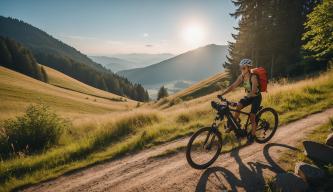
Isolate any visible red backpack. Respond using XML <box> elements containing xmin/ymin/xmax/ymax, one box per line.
<box><xmin>250</xmin><ymin>67</ymin><xmax>268</xmax><ymax>92</ymax></box>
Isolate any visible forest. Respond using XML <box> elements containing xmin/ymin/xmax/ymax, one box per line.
<box><xmin>224</xmin><ymin>0</ymin><xmax>332</xmax><ymax>82</ymax></box>
<box><xmin>0</xmin><ymin>37</ymin><xmax>48</xmax><ymax>82</ymax></box>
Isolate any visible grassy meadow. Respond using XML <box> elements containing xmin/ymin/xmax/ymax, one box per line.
<box><xmin>0</xmin><ymin>66</ymin><xmax>136</xmax><ymax>122</ymax></box>
<box><xmin>1</xmin><ymin>66</ymin><xmax>333</xmax><ymax>191</ymax></box>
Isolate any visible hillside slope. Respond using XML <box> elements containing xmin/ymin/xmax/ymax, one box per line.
<box><xmin>168</xmin><ymin>71</ymin><xmax>229</xmax><ymax>101</ymax></box>
<box><xmin>0</xmin><ymin>16</ymin><xmax>96</xmax><ymax>67</ymax></box>
<box><xmin>0</xmin><ymin>16</ymin><xmax>149</xmax><ymax>101</ymax></box>
<box><xmin>45</xmin><ymin>66</ymin><xmax>125</xmax><ymax>101</ymax></box>
<box><xmin>0</xmin><ymin>66</ymin><xmax>135</xmax><ymax>121</ymax></box>
<box><xmin>117</xmin><ymin>44</ymin><xmax>227</xmax><ymax>86</ymax></box>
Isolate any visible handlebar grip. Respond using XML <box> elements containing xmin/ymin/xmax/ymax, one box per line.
<box><xmin>217</xmin><ymin>94</ymin><xmax>225</xmax><ymax>101</ymax></box>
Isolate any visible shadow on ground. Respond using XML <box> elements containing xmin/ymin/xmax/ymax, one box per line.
<box><xmin>195</xmin><ymin>143</ymin><xmax>300</xmax><ymax>192</ymax></box>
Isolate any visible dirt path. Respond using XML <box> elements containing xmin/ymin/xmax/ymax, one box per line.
<box><xmin>24</xmin><ymin>108</ymin><xmax>333</xmax><ymax>192</ymax></box>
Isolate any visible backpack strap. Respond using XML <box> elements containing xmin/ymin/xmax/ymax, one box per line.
<box><xmin>249</xmin><ymin>73</ymin><xmax>260</xmax><ymax>94</ymax></box>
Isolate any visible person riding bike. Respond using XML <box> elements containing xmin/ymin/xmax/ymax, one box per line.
<box><xmin>220</xmin><ymin>58</ymin><xmax>261</xmax><ymax>143</ymax></box>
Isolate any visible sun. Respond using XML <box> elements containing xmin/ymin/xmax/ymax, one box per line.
<box><xmin>182</xmin><ymin>23</ymin><xmax>205</xmax><ymax>47</ymax></box>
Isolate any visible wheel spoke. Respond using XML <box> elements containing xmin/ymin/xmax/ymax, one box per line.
<box><xmin>255</xmin><ymin>108</ymin><xmax>278</xmax><ymax>143</ymax></box>
<box><xmin>187</xmin><ymin>127</ymin><xmax>222</xmax><ymax>169</ymax></box>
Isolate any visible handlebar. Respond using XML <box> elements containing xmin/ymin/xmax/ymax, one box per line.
<box><xmin>217</xmin><ymin>94</ymin><xmax>237</xmax><ymax>107</ymax></box>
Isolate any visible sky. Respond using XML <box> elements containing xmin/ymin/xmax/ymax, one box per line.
<box><xmin>0</xmin><ymin>0</ymin><xmax>238</xmax><ymax>55</ymax></box>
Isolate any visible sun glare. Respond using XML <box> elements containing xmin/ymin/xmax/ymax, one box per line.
<box><xmin>182</xmin><ymin>23</ymin><xmax>205</xmax><ymax>47</ymax></box>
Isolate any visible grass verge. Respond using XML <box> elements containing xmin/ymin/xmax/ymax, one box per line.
<box><xmin>265</xmin><ymin>117</ymin><xmax>333</xmax><ymax>191</ymax></box>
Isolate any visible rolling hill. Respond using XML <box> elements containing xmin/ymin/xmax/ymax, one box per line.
<box><xmin>0</xmin><ymin>66</ymin><xmax>135</xmax><ymax>122</ymax></box>
<box><xmin>168</xmin><ymin>71</ymin><xmax>229</xmax><ymax>101</ymax></box>
<box><xmin>0</xmin><ymin>17</ymin><xmax>97</xmax><ymax>68</ymax></box>
<box><xmin>0</xmin><ymin>16</ymin><xmax>149</xmax><ymax>101</ymax></box>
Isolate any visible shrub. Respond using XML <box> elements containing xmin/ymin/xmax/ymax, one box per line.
<box><xmin>169</xmin><ymin>98</ymin><xmax>182</xmax><ymax>106</ymax></box>
<box><xmin>176</xmin><ymin>114</ymin><xmax>191</xmax><ymax>124</ymax></box>
<box><xmin>0</xmin><ymin>104</ymin><xmax>69</xmax><ymax>158</ymax></box>
<box><xmin>157</xmin><ymin>98</ymin><xmax>169</xmax><ymax>106</ymax></box>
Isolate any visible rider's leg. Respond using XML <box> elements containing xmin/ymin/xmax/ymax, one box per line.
<box><xmin>225</xmin><ymin>103</ymin><xmax>244</xmax><ymax>133</ymax></box>
<box><xmin>234</xmin><ymin>103</ymin><xmax>243</xmax><ymax>120</ymax></box>
<box><xmin>249</xmin><ymin>94</ymin><xmax>262</xmax><ymax>137</ymax></box>
<box><xmin>250</xmin><ymin>113</ymin><xmax>256</xmax><ymax>136</ymax></box>
<box><xmin>235</xmin><ymin>96</ymin><xmax>250</xmax><ymax>121</ymax></box>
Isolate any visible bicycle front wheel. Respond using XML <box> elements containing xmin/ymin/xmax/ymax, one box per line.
<box><xmin>255</xmin><ymin>107</ymin><xmax>279</xmax><ymax>143</ymax></box>
<box><xmin>186</xmin><ymin>127</ymin><xmax>222</xmax><ymax>169</ymax></box>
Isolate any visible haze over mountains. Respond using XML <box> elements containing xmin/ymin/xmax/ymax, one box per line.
<box><xmin>89</xmin><ymin>53</ymin><xmax>173</xmax><ymax>72</ymax></box>
<box><xmin>0</xmin><ymin>16</ymin><xmax>228</xmax><ymax>100</ymax></box>
<box><xmin>117</xmin><ymin>44</ymin><xmax>228</xmax><ymax>98</ymax></box>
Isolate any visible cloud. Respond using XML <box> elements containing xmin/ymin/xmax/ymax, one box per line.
<box><xmin>143</xmin><ymin>33</ymin><xmax>149</xmax><ymax>38</ymax></box>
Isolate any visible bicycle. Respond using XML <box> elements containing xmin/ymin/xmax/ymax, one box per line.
<box><xmin>186</xmin><ymin>95</ymin><xmax>279</xmax><ymax>169</ymax></box>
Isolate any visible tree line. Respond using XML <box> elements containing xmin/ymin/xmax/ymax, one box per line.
<box><xmin>0</xmin><ymin>37</ymin><xmax>48</xmax><ymax>82</ymax></box>
<box><xmin>36</xmin><ymin>53</ymin><xmax>149</xmax><ymax>101</ymax></box>
<box><xmin>224</xmin><ymin>0</ymin><xmax>332</xmax><ymax>82</ymax></box>
<box><xmin>0</xmin><ymin>16</ymin><xmax>149</xmax><ymax>102</ymax></box>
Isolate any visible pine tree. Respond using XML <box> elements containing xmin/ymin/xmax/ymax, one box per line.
<box><xmin>225</xmin><ymin>0</ymin><xmax>319</xmax><ymax>80</ymax></box>
<box><xmin>40</xmin><ymin>66</ymin><xmax>48</xmax><ymax>83</ymax></box>
<box><xmin>0</xmin><ymin>40</ymin><xmax>12</xmax><ymax>65</ymax></box>
<box><xmin>0</xmin><ymin>37</ymin><xmax>46</xmax><ymax>81</ymax></box>
<box><xmin>157</xmin><ymin>86</ymin><xmax>168</xmax><ymax>100</ymax></box>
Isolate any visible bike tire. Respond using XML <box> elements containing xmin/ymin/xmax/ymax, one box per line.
<box><xmin>186</xmin><ymin>127</ymin><xmax>222</xmax><ymax>169</ymax></box>
<box><xmin>255</xmin><ymin>107</ymin><xmax>279</xmax><ymax>143</ymax></box>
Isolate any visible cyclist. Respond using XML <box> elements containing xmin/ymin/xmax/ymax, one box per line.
<box><xmin>220</xmin><ymin>58</ymin><xmax>261</xmax><ymax>143</ymax></box>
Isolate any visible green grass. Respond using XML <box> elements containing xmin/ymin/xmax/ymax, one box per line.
<box><xmin>265</xmin><ymin>117</ymin><xmax>333</xmax><ymax>191</ymax></box>
<box><xmin>278</xmin><ymin>117</ymin><xmax>333</xmax><ymax>170</ymax></box>
<box><xmin>1</xmin><ymin>70</ymin><xmax>333</xmax><ymax>191</ymax></box>
<box><xmin>0</xmin><ymin>66</ymin><xmax>135</xmax><ymax>122</ymax></box>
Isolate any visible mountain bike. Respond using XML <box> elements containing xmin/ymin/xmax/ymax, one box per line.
<box><xmin>186</xmin><ymin>95</ymin><xmax>279</xmax><ymax>169</ymax></box>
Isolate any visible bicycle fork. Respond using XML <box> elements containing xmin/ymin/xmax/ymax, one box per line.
<box><xmin>203</xmin><ymin>120</ymin><xmax>220</xmax><ymax>150</ymax></box>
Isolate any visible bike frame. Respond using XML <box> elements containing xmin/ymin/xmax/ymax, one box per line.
<box><xmin>212</xmin><ymin>104</ymin><xmax>257</xmax><ymax>138</ymax></box>
<box><xmin>229</xmin><ymin>108</ymin><xmax>252</xmax><ymax>129</ymax></box>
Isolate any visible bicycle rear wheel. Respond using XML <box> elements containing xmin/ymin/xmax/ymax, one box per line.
<box><xmin>255</xmin><ymin>107</ymin><xmax>279</xmax><ymax>143</ymax></box>
<box><xmin>186</xmin><ymin>127</ymin><xmax>222</xmax><ymax>169</ymax></box>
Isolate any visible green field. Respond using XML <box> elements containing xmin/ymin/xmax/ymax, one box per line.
<box><xmin>1</xmin><ymin>66</ymin><xmax>333</xmax><ymax>191</ymax></box>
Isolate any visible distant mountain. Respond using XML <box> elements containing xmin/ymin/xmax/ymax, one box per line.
<box><xmin>90</xmin><ymin>53</ymin><xmax>174</xmax><ymax>72</ymax></box>
<box><xmin>89</xmin><ymin>56</ymin><xmax>136</xmax><ymax>72</ymax></box>
<box><xmin>0</xmin><ymin>16</ymin><xmax>149</xmax><ymax>101</ymax></box>
<box><xmin>117</xmin><ymin>44</ymin><xmax>228</xmax><ymax>86</ymax></box>
<box><xmin>113</xmin><ymin>53</ymin><xmax>174</xmax><ymax>68</ymax></box>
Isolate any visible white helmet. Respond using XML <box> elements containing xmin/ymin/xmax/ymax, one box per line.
<box><xmin>239</xmin><ymin>58</ymin><xmax>253</xmax><ymax>67</ymax></box>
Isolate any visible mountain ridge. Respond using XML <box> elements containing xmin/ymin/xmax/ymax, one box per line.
<box><xmin>117</xmin><ymin>44</ymin><xmax>228</xmax><ymax>86</ymax></box>
<box><xmin>0</xmin><ymin>16</ymin><xmax>149</xmax><ymax>101</ymax></box>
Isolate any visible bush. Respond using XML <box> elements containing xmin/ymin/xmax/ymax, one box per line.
<box><xmin>176</xmin><ymin>114</ymin><xmax>191</xmax><ymax>124</ymax></box>
<box><xmin>169</xmin><ymin>98</ymin><xmax>182</xmax><ymax>106</ymax></box>
<box><xmin>0</xmin><ymin>104</ymin><xmax>69</xmax><ymax>158</ymax></box>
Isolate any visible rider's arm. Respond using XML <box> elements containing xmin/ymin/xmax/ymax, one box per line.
<box><xmin>248</xmin><ymin>75</ymin><xmax>259</xmax><ymax>97</ymax></box>
<box><xmin>221</xmin><ymin>75</ymin><xmax>242</xmax><ymax>96</ymax></box>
